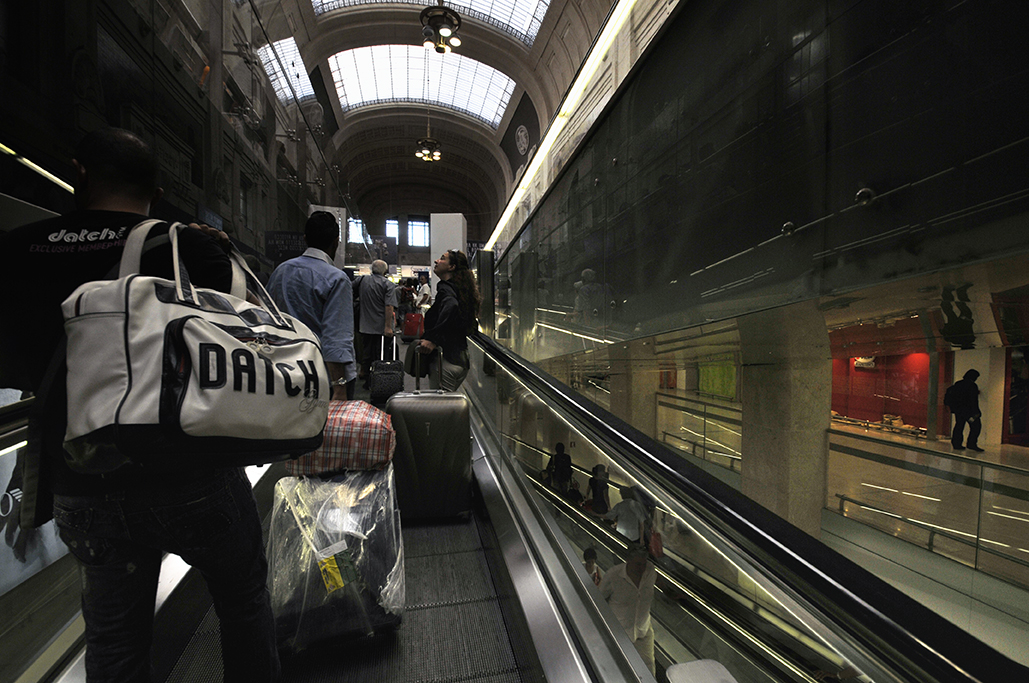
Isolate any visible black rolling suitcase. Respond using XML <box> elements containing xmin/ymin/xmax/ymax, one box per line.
<box><xmin>267</xmin><ymin>467</ymin><xmax>404</xmax><ymax>652</ymax></box>
<box><xmin>386</xmin><ymin>352</ymin><xmax>472</xmax><ymax>520</ymax></box>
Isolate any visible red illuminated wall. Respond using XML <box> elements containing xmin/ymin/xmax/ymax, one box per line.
<box><xmin>831</xmin><ymin>353</ymin><xmax>931</xmax><ymax>428</ymax></box>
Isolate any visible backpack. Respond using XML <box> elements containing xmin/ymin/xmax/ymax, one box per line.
<box><xmin>943</xmin><ymin>383</ymin><xmax>957</xmax><ymax>409</ymax></box>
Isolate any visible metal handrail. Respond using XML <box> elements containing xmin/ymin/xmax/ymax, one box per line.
<box><xmin>834</xmin><ymin>494</ymin><xmax>1029</xmax><ymax>573</ymax></box>
<box><xmin>660</xmin><ymin>431</ymin><xmax>741</xmax><ymax>471</ymax></box>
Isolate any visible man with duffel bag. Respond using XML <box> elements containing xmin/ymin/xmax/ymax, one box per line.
<box><xmin>0</xmin><ymin>128</ymin><xmax>282</xmax><ymax>683</ymax></box>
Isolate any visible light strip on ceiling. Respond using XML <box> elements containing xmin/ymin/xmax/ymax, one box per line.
<box><xmin>1</xmin><ymin>142</ymin><xmax>74</xmax><ymax>194</ymax></box>
<box><xmin>0</xmin><ymin>440</ymin><xmax>28</xmax><ymax>458</ymax></box>
<box><xmin>484</xmin><ymin>0</ymin><xmax>639</xmax><ymax>251</ymax></box>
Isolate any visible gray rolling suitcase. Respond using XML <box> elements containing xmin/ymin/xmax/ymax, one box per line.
<box><xmin>386</xmin><ymin>352</ymin><xmax>472</xmax><ymax>519</ymax></box>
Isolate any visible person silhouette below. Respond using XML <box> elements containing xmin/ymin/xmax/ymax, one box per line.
<box><xmin>945</xmin><ymin>369</ymin><xmax>984</xmax><ymax>453</ymax></box>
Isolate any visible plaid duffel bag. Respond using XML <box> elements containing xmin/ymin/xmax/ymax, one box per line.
<box><xmin>286</xmin><ymin>400</ymin><xmax>396</xmax><ymax>476</ymax></box>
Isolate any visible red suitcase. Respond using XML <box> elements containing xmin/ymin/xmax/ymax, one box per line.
<box><xmin>401</xmin><ymin>312</ymin><xmax>424</xmax><ymax>341</ymax></box>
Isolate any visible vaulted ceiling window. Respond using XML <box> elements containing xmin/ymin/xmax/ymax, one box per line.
<box><xmin>257</xmin><ymin>38</ymin><xmax>316</xmax><ymax>104</ymax></box>
<box><xmin>328</xmin><ymin>45</ymin><xmax>515</xmax><ymax>129</ymax></box>
<box><xmin>312</xmin><ymin>0</ymin><xmax>551</xmax><ymax>46</ymax></box>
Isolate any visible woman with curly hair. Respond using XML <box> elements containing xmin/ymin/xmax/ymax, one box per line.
<box><xmin>416</xmin><ymin>249</ymin><xmax>481</xmax><ymax>390</ymax></box>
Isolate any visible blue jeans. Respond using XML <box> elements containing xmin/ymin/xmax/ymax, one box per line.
<box><xmin>54</xmin><ymin>468</ymin><xmax>280</xmax><ymax>683</ymax></box>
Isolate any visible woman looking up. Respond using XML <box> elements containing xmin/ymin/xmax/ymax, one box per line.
<box><xmin>417</xmin><ymin>249</ymin><xmax>481</xmax><ymax>391</ymax></box>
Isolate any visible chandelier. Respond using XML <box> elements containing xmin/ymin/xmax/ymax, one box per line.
<box><xmin>415</xmin><ymin>136</ymin><xmax>441</xmax><ymax>162</ymax></box>
<box><xmin>415</xmin><ymin>46</ymin><xmax>442</xmax><ymax>162</ymax></box>
<box><xmin>420</xmin><ymin>0</ymin><xmax>462</xmax><ymax>54</ymax></box>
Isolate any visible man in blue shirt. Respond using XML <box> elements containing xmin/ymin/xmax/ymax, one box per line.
<box><xmin>267</xmin><ymin>211</ymin><xmax>356</xmax><ymax>400</ymax></box>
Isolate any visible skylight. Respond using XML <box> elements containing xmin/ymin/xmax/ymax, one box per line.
<box><xmin>312</xmin><ymin>0</ymin><xmax>551</xmax><ymax>46</ymax></box>
<box><xmin>327</xmin><ymin>45</ymin><xmax>515</xmax><ymax>128</ymax></box>
<box><xmin>258</xmin><ymin>38</ymin><xmax>316</xmax><ymax>105</ymax></box>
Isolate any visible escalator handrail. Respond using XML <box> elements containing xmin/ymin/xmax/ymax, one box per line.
<box><xmin>470</xmin><ymin>332</ymin><xmax>1028</xmax><ymax>683</ymax></box>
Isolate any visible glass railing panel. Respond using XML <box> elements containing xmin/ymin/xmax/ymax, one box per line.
<box><xmin>656</xmin><ymin>393</ymin><xmax>745</xmax><ymax>472</ymax></box>
<box><xmin>977</xmin><ymin>466</ymin><xmax>1029</xmax><ymax>592</ymax></box>
<box><xmin>827</xmin><ymin>434</ymin><xmax>984</xmax><ymax>570</ymax></box>
<box><xmin>828</xmin><ymin>429</ymin><xmax>1029</xmax><ymax>597</ymax></box>
<box><xmin>466</xmin><ymin>339</ymin><xmax>911</xmax><ymax>683</ymax></box>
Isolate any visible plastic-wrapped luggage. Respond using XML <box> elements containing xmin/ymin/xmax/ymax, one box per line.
<box><xmin>267</xmin><ymin>468</ymin><xmax>404</xmax><ymax>651</ymax></box>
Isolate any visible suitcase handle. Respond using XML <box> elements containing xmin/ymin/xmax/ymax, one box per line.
<box><xmin>413</xmin><ymin>344</ymin><xmax>444</xmax><ymax>393</ymax></box>
<box><xmin>381</xmin><ymin>335</ymin><xmax>399</xmax><ymax>361</ymax></box>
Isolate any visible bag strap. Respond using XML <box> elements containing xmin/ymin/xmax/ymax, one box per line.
<box><xmin>160</xmin><ymin>223</ymin><xmax>292</xmax><ymax>328</ymax></box>
<box><xmin>226</xmin><ymin>246</ymin><xmax>291</xmax><ymax>326</ymax></box>
<box><xmin>118</xmin><ymin>218</ymin><xmax>165</xmax><ymax>278</ymax></box>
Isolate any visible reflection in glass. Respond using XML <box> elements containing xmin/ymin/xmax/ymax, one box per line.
<box><xmin>465</xmin><ymin>341</ymin><xmax>868</xmax><ymax>682</ymax></box>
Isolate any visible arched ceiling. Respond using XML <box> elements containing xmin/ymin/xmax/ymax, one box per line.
<box><xmin>260</xmin><ymin>0</ymin><xmax>615</xmax><ymax>242</ymax></box>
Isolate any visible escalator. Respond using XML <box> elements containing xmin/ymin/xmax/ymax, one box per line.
<box><xmin>4</xmin><ymin>333</ymin><xmax>1029</xmax><ymax>683</ymax></box>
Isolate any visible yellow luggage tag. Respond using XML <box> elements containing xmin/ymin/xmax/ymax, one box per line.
<box><xmin>317</xmin><ymin>548</ymin><xmax>361</xmax><ymax>593</ymax></box>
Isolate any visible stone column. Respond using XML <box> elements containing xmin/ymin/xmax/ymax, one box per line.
<box><xmin>738</xmin><ymin>300</ymin><xmax>832</xmax><ymax>537</ymax></box>
<box><xmin>609</xmin><ymin>338</ymin><xmax>659</xmax><ymax>441</ymax></box>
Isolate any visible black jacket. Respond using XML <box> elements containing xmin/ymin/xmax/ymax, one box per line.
<box><xmin>421</xmin><ymin>279</ymin><xmax>475</xmax><ymax>367</ymax></box>
<box><xmin>946</xmin><ymin>378</ymin><xmax>980</xmax><ymax>416</ymax></box>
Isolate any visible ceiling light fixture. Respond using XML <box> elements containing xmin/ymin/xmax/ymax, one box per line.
<box><xmin>415</xmin><ymin>48</ymin><xmax>442</xmax><ymax>162</ymax></box>
<box><xmin>420</xmin><ymin>0</ymin><xmax>462</xmax><ymax>54</ymax></box>
<box><xmin>415</xmin><ymin>133</ymin><xmax>441</xmax><ymax>162</ymax></box>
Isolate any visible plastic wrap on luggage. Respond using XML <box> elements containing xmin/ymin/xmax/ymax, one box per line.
<box><xmin>268</xmin><ymin>466</ymin><xmax>404</xmax><ymax>651</ymax></box>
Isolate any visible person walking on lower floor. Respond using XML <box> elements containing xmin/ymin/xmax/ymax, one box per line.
<box><xmin>945</xmin><ymin>369</ymin><xmax>984</xmax><ymax>453</ymax></box>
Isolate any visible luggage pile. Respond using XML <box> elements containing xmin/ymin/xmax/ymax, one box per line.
<box><xmin>267</xmin><ymin>400</ymin><xmax>403</xmax><ymax>652</ymax></box>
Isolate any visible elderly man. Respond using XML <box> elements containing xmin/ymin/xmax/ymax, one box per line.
<box><xmin>267</xmin><ymin>211</ymin><xmax>356</xmax><ymax>400</ymax></box>
<box><xmin>599</xmin><ymin>546</ymin><xmax>657</xmax><ymax>674</ymax></box>
<box><xmin>356</xmin><ymin>259</ymin><xmax>398</xmax><ymax>388</ymax></box>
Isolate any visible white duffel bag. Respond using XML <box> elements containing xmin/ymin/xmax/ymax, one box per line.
<box><xmin>61</xmin><ymin>219</ymin><xmax>330</xmax><ymax>473</ymax></box>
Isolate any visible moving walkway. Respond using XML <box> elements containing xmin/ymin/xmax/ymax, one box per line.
<box><xmin>3</xmin><ymin>334</ymin><xmax>1027</xmax><ymax>682</ymax></box>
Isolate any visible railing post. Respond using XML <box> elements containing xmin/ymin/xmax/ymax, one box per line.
<box><xmin>702</xmin><ymin>404</ymin><xmax>708</xmax><ymax>462</ymax></box>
